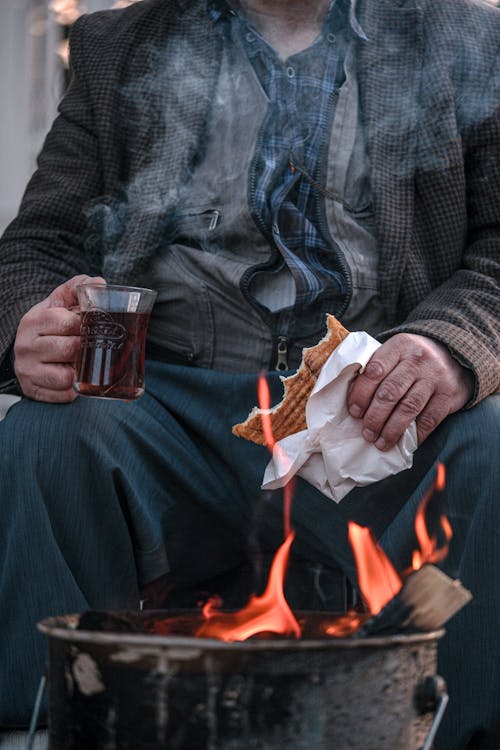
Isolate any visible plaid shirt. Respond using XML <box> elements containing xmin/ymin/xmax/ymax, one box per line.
<box><xmin>207</xmin><ymin>0</ymin><xmax>366</xmax><ymax>315</ymax></box>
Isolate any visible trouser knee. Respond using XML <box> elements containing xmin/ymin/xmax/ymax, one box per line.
<box><xmin>0</xmin><ymin>396</ymin><xmax>129</xmax><ymax>490</ymax></box>
<box><xmin>435</xmin><ymin>396</ymin><xmax>500</xmax><ymax>543</ymax></box>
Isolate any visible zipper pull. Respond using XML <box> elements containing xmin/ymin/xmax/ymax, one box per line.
<box><xmin>208</xmin><ymin>210</ymin><xmax>220</xmax><ymax>231</ymax></box>
<box><xmin>275</xmin><ymin>336</ymin><xmax>289</xmax><ymax>371</ymax></box>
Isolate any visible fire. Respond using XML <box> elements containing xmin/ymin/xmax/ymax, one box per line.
<box><xmin>324</xmin><ymin>612</ymin><xmax>365</xmax><ymax>637</ymax></box>
<box><xmin>159</xmin><ymin>371</ymin><xmax>454</xmax><ymax>642</ymax></box>
<box><xmin>349</xmin><ymin>463</ymin><xmax>452</xmax><ymax>616</ymax></box>
<box><xmin>196</xmin><ymin>532</ymin><xmax>301</xmax><ymax>641</ymax></box>
<box><xmin>348</xmin><ymin>523</ymin><xmax>402</xmax><ymax>615</ymax></box>
<box><xmin>257</xmin><ymin>373</ymin><xmax>295</xmax><ymax>537</ymax></box>
<box><xmin>151</xmin><ymin>460</ymin><xmax>455</xmax><ymax>641</ymax></box>
<box><xmin>411</xmin><ymin>463</ymin><xmax>452</xmax><ymax>570</ymax></box>
<box><xmin>257</xmin><ymin>374</ymin><xmax>275</xmax><ymax>449</ymax></box>
<box><xmin>187</xmin><ymin>375</ymin><xmax>301</xmax><ymax>641</ymax></box>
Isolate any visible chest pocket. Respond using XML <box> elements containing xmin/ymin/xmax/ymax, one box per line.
<box><xmin>172</xmin><ymin>206</ymin><xmax>222</xmax><ymax>255</ymax></box>
<box><xmin>145</xmin><ymin>242</ymin><xmax>215</xmax><ymax>367</ymax></box>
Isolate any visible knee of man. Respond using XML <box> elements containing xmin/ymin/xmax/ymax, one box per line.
<box><xmin>0</xmin><ymin>397</ymin><xmax>126</xmax><ymax>477</ymax></box>
<box><xmin>443</xmin><ymin>394</ymin><xmax>499</xmax><ymax>471</ymax></box>
<box><xmin>437</xmin><ymin>395</ymin><xmax>499</xmax><ymax>556</ymax></box>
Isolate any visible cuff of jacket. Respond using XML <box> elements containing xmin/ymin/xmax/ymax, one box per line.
<box><xmin>0</xmin><ymin>345</ymin><xmax>21</xmax><ymax>395</ymax></box>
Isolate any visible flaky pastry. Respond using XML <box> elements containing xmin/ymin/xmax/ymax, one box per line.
<box><xmin>232</xmin><ymin>314</ymin><xmax>349</xmax><ymax>446</ymax></box>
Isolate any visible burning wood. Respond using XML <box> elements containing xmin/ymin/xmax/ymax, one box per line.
<box><xmin>399</xmin><ymin>564</ymin><xmax>472</xmax><ymax>631</ymax></box>
<box><xmin>355</xmin><ymin>565</ymin><xmax>472</xmax><ymax>637</ymax></box>
<box><xmin>346</xmin><ymin>462</ymin><xmax>471</xmax><ymax>636</ymax></box>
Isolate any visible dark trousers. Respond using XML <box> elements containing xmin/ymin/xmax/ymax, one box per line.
<box><xmin>0</xmin><ymin>361</ymin><xmax>498</xmax><ymax>749</ymax></box>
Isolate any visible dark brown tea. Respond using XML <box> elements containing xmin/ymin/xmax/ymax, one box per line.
<box><xmin>75</xmin><ymin>310</ymin><xmax>150</xmax><ymax>400</ymax></box>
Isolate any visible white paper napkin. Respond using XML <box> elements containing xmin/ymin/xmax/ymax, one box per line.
<box><xmin>0</xmin><ymin>394</ymin><xmax>21</xmax><ymax>422</ymax></box>
<box><xmin>262</xmin><ymin>331</ymin><xmax>418</xmax><ymax>503</ymax></box>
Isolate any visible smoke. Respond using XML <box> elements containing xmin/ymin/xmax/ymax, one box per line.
<box><xmin>83</xmin><ymin>29</ymin><xmax>221</xmax><ymax>275</ymax></box>
<box><xmin>359</xmin><ymin>0</ymin><xmax>499</xmax><ymax>178</ymax></box>
<box><xmin>81</xmin><ymin>1</ymin><xmax>499</xmax><ymax>275</ymax></box>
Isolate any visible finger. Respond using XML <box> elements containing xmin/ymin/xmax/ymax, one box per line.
<box><xmin>16</xmin><ymin>365</ymin><xmax>78</xmax><ymax>402</ymax></box>
<box><xmin>358</xmin><ymin>364</ymin><xmax>421</xmax><ymax>443</ymax></box>
<box><xmin>35</xmin><ymin>334</ymin><xmax>81</xmax><ymax>364</ymax></box>
<box><xmin>45</xmin><ymin>275</ymin><xmax>106</xmax><ymax>310</ymax></box>
<box><xmin>348</xmin><ymin>348</ymin><xmax>402</xmax><ymax>419</ymax></box>
<box><xmin>14</xmin><ymin>313</ymin><xmax>80</xmax><ymax>365</ymax></box>
<box><xmin>414</xmin><ymin>393</ymin><xmax>453</xmax><ymax>445</ymax></box>
<box><xmin>25</xmin><ymin>384</ymin><xmax>78</xmax><ymax>404</ymax></box>
<box><xmin>370</xmin><ymin>381</ymin><xmax>434</xmax><ymax>450</ymax></box>
<box><xmin>30</xmin><ymin>363</ymin><xmax>77</xmax><ymax>392</ymax></box>
<box><xmin>32</xmin><ymin>308</ymin><xmax>81</xmax><ymax>338</ymax></box>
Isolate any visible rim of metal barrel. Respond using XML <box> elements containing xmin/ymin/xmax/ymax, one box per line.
<box><xmin>38</xmin><ymin>613</ymin><xmax>445</xmax><ymax>650</ymax></box>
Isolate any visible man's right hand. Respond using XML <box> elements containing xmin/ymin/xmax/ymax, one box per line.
<box><xmin>13</xmin><ymin>274</ymin><xmax>106</xmax><ymax>403</ymax></box>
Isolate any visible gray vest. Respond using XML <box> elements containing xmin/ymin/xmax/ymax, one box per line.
<box><xmin>141</xmin><ymin>35</ymin><xmax>387</xmax><ymax>373</ymax></box>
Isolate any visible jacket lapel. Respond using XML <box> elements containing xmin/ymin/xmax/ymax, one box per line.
<box><xmin>107</xmin><ymin>0</ymin><xmax>223</xmax><ymax>282</ymax></box>
<box><xmin>357</xmin><ymin>0</ymin><xmax>425</xmax><ymax>323</ymax></box>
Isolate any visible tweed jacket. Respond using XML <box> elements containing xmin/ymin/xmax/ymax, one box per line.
<box><xmin>0</xmin><ymin>0</ymin><xmax>498</xmax><ymax>402</ymax></box>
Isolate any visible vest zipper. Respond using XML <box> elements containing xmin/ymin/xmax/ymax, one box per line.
<box><xmin>243</xmin><ymin>95</ymin><xmax>353</xmax><ymax>370</ymax></box>
<box><xmin>315</xmin><ymin>89</ymin><xmax>352</xmax><ymax>319</ymax></box>
<box><xmin>275</xmin><ymin>336</ymin><xmax>289</xmax><ymax>371</ymax></box>
<box><xmin>241</xmin><ymin>116</ymin><xmax>285</xmax><ymax>357</ymax></box>
<box><xmin>247</xmin><ymin>153</ymin><xmax>297</xmax><ymax>372</ymax></box>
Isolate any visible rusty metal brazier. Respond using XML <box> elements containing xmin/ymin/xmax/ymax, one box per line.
<box><xmin>38</xmin><ymin>611</ymin><xmax>446</xmax><ymax>750</ymax></box>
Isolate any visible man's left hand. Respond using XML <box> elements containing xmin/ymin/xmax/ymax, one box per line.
<box><xmin>347</xmin><ymin>333</ymin><xmax>474</xmax><ymax>450</ymax></box>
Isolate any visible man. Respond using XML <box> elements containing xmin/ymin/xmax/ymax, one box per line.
<box><xmin>0</xmin><ymin>0</ymin><xmax>498</xmax><ymax>747</ymax></box>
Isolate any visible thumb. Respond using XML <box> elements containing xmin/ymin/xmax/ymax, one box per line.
<box><xmin>46</xmin><ymin>275</ymin><xmax>107</xmax><ymax>310</ymax></box>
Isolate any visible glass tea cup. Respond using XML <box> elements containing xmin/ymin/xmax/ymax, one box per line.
<box><xmin>73</xmin><ymin>283</ymin><xmax>157</xmax><ymax>400</ymax></box>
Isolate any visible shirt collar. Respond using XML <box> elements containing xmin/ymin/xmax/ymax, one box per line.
<box><xmin>206</xmin><ymin>0</ymin><xmax>367</xmax><ymax>41</ymax></box>
<box><xmin>348</xmin><ymin>0</ymin><xmax>367</xmax><ymax>41</ymax></box>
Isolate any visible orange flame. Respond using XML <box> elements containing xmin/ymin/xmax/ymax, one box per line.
<box><xmin>411</xmin><ymin>463</ymin><xmax>452</xmax><ymax>570</ymax></box>
<box><xmin>324</xmin><ymin>612</ymin><xmax>365</xmax><ymax>637</ymax></box>
<box><xmin>257</xmin><ymin>374</ymin><xmax>275</xmax><ymax>450</ymax></box>
<box><xmin>196</xmin><ymin>532</ymin><xmax>301</xmax><ymax>641</ymax></box>
<box><xmin>190</xmin><ymin>375</ymin><xmax>300</xmax><ymax>642</ymax></box>
<box><xmin>201</xmin><ymin>595</ymin><xmax>223</xmax><ymax>619</ymax></box>
<box><xmin>348</xmin><ymin>522</ymin><xmax>402</xmax><ymax>615</ymax></box>
<box><xmin>152</xmin><ymin>461</ymin><xmax>454</xmax><ymax>642</ymax></box>
<box><xmin>282</xmin><ymin>480</ymin><xmax>294</xmax><ymax>539</ymax></box>
<box><xmin>348</xmin><ymin>463</ymin><xmax>453</xmax><ymax>619</ymax></box>
<box><xmin>257</xmin><ymin>373</ymin><xmax>294</xmax><ymax>537</ymax></box>
<box><xmin>155</xmin><ymin>380</ymin><xmax>455</xmax><ymax>641</ymax></box>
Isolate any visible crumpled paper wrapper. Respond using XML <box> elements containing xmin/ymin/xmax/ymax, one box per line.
<box><xmin>262</xmin><ymin>331</ymin><xmax>418</xmax><ymax>503</ymax></box>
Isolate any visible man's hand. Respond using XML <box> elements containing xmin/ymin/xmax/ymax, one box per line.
<box><xmin>14</xmin><ymin>274</ymin><xmax>106</xmax><ymax>403</ymax></box>
<box><xmin>347</xmin><ymin>333</ymin><xmax>474</xmax><ymax>450</ymax></box>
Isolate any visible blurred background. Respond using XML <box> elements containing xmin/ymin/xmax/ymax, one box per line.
<box><xmin>0</xmin><ymin>0</ymin><xmax>140</xmax><ymax>235</ymax></box>
<box><xmin>0</xmin><ymin>0</ymin><xmax>499</xmax><ymax>236</ymax></box>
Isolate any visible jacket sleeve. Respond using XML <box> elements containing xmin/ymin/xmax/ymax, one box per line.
<box><xmin>0</xmin><ymin>15</ymin><xmax>103</xmax><ymax>381</ymax></box>
<box><xmin>379</xmin><ymin>51</ymin><xmax>500</xmax><ymax>407</ymax></box>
